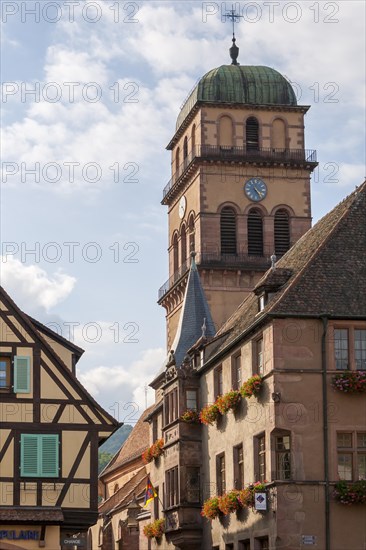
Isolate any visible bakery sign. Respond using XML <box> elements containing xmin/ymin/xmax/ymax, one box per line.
<box><xmin>0</xmin><ymin>530</ymin><xmax>39</xmax><ymax>540</ymax></box>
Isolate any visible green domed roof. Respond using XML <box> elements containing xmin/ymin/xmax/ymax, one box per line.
<box><xmin>176</xmin><ymin>65</ymin><xmax>297</xmax><ymax>130</ymax></box>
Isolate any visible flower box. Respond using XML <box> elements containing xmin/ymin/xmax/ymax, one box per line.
<box><xmin>218</xmin><ymin>490</ymin><xmax>241</xmax><ymax>514</ymax></box>
<box><xmin>333</xmin><ymin>480</ymin><xmax>366</xmax><ymax>504</ymax></box>
<box><xmin>201</xmin><ymin>483</ymin><xmax>267</xmax><ymax>519</ymax></box>
<box><xmin>199</xmin><ymin>403</ymin><xmax>221</xmax><ymax>425</ymax></box>
<box><xmin>142</xmin><ymin>438</ymin><xmax>164</xmax><ymax>463</ymax></box>
<box><xmin>143</xmin><ymin>518</ymin><xmax>165</xmax><ymax>539</ymax></box>
<box><xmin>201</xmin><ymin>496</ymin><xmax>220</xmax><ymax>519</ymax></box>
<box><xmin>332</xmin><ymin>371</ymin><xmax>366</xmax><ymax>394</ymax></box>
<box><xmin>239</xmin><ymin>481</ymin><xmax>267</xmax><ymax>508</ymax></box>
<box><xmin>181</xmin><ymin>409</ymin><xmax>200</xmax><ymax>423</ymax></box>
<box><xmin>216</xmin><ymin>390</ymin><xmax>241</xmax><ymax>414</ymax></box>
<box><xmin>240</xmin><ymin>375</ymin><xmax>263</xmax><ymax>398</ymax></box>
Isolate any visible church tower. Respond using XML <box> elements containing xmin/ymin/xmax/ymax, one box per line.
<box><xmin>158</xmin><ymin>38</ymin><xmax>317</xmax><ymax>349</ymax></box>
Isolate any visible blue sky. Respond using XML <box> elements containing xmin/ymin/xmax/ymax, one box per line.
<box><xmin>1</xmin><ymin>0</ymin><xmax>365</xmax><ymax>422</ymax></box>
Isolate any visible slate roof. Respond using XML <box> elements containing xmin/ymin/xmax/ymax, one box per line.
<box><xmin>152</xmin><ymin>256</ymin><xmax>216</xmax><ymax>384</ymax></box>
<box><xmin>172</xmin><ymin>256</ymin><xmax>216</xmax><ymax>366</ymax></box>
<box><xmin>208</xmin><ymin>181</ymin><xmax>366</xmax><ymax>361</ymax></box>
<box><xmin>100</xmin><ymin>405</ymin><xmax>155</xmax><ymax>478</ymax></box>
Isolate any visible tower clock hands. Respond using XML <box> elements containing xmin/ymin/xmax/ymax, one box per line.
<box><xmin>254</xmin><ymin>185</ymin><xmax>263</xmax><ymax>198</ymax></box>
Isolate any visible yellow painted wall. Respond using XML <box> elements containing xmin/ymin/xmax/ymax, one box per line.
<box><xmin>0</xmin><ymin>430</ymin><xmax>13</xmax><ymax>477</ymax></box>
<box><xmin>62</xmin><ymin>431</ymin><xmax>89</xmax><ymax>478</ymax></box>
<box><xmin>40</xmin><ymin>333</ymin><xmax>74</xmax><ymax>371</ymax></box>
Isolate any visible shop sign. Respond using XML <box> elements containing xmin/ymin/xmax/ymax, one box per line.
<box><xmin>302</xmin><ymin>535</ymin><xmax>317</xmax><ymax>545</ymax></box>
<box><xmin>62</xmin><ymin>539</ymin><xmax>85</xmax><ymax>547</ymax></box>
<box><xmin>254</xmin><ymin>492</ymin><xmax>267</xmax><ymax>511</ymax></box>
<box><xmin>0</xmin><ymin>530</ymin><xmax>39</xmax><ymax>540</ymax></box>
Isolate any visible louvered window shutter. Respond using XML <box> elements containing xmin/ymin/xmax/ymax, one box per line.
<box><xmin>248</xmin><ymin>209</ymin><xmax>264</xmax><ymax>256</ymax></box>
<box><xmin>220</xmin><ymin>207</ymin><xmax>237</xmax><ymax>255</ymax></box>
<box><xmin>21</xmin><ymin>434</ymin><xmax>39</xmax><ymax>476</ymax></box>
<box><xmin>14</xmin><ymin>356</ymin><xmax>30</xmax><ymax>393</ymax></box>
<box><xmin>20</xmin><ymin>434</ymin><xmax>59</xmax><ymax>477</ymax></box>
<box><xmin>41</xmin><ymin>435</ymin><xmax>59</xmax><ymax>477</ymax></box>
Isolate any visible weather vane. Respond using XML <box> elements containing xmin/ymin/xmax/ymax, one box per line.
<box><xmin>223</xmin><ymin>5</ymin><xmax>243</xmax><ymax>65</ymax></box>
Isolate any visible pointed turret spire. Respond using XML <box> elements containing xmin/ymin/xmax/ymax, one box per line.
<box><xmin>166</xmin><ymin>253</ymin><xmax>216</xmax><ymax>369</ymax></box>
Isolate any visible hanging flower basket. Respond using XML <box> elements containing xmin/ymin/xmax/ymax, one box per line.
<box><xmin>240</xmin><ymin>375</ymin><xmax>263</xmax><ymax>398</ymax></box>
<box><xmin>199</xmin><ymin>403</ymin><xmax>221</xmax><ymax>425</ymax></box>
<box><xmin>142</xmin><ymin>438</ymin><xmax>164</xmax><ymax>464</ymax></box>
<box><xmin>332</xmin><ymin>371</ymin><xmax>366</xmax><ymax>394</ymax></box>
<box><xmin>143</xmin><ymin>518</ymin><xmax>165</xmax><ymax>539</ymax></box>
<box><xmin>201</xmin><ymin>496</ymin><xmax>221</xmax><ymax>519</ymax></box>
<box><xmin>333</xmin><ymin>480</ymin><xmax>366</xmax><ymax>505</ymax></box>
<box><xmin>218</xmin><ymin>490</ymin><xmax>241</xmax><ymax>514</ymax></box>
<box><xmin>216</xmin><ymin>390</ymin><xmax>241</xmax><ymax>414</ymax></box>
<box><xmin>181</xmin><ymin>409</ymin><xmax>200</xmax><ymax>423</ymax></box>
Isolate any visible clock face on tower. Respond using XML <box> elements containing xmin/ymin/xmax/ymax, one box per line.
<box><xmin>179</xmin><ymin>195</ymin><xmax>187</xmax><ymax>219</ymax></box>
<box><xmin>244</xmin><ymin>178</ymin><xmax>267</xmax><ymax>202</ymax></box>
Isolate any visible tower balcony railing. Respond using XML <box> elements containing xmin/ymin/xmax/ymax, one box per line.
<box><xmin>158</xmin><ymin>249</ymin><xmax>277</xmax><ymax>301</ymax></box>
<box><xmin>163</xmin><ymin>145</ymin><xmax>317</xmax><ymax>199</ymax></box>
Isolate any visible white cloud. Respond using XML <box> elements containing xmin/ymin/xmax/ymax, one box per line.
<box><xmin>1</xmin><ymin>1</ymin><xmax>364</xmax><ymax>196</ymax></box>
<box><xmin>337</xmin><ymin>164</ymin><xmax>365</xmax><ymax>188</ymax></box>
<box><xmin>77</xmin><ymin>347</ymin><xmax>166</xmax><ymax>420</ymax></box>
<box><xmin>0</xmin><ymin>256</ymin><xmax>76</xmax><ymax>311</ymax></box>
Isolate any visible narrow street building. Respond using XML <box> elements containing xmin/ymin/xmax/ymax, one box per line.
<box><xmin>141</xmin><ymin>38</ymin><xmax>366</xmax><ymax>550</ymax></box>
<box><xmin>0</xmin><ymin>287</ymin><xmax>119</xmax><ymax>550</ymax></box>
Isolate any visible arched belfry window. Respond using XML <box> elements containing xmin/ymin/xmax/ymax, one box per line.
<box><xmin>246</xmin><ymin>117</ymin><xmax>259</xmax><ymax>150</ymax></box>
<box><xmin>274</xmin><ymin>209</ymin><xmax>290</xmax><ymax>256</ymax></box>
<box><xmin>181</xmin><ymin>224</ymin><xmax>187</xmax><ymax>265</ymax></box>
<box><xmin>248</xmin><ymin>208</ymin><xmax>263</xmax><ymax>256</ymax></box>
<box><xmin>183</xmin><ymin>136</ymin><xmax>188</xmax><ymax>159</ymax></box>
<box><xmin>172</xmin><ymin>233</ymin><xmax>178</xmax><ymax>272</ymax></box>
<box><xmin>220</xmin><ymin>207</ymin><xmax>237</xmax><ymax>255</ymax></box>
<box><xmin>188</xmin><ymin>215</ymin><xmax>195</xmax><ymax>254</ymax></box>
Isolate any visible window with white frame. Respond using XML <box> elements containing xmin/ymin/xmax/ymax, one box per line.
<box><xmin>337</xmin><ymin>432</ymin><xmax>366</xmax><ymax>480</ymax></box>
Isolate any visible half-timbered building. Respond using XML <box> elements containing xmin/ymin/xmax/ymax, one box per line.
<box><xmin>0</xmin><ymin>286</ymin><xmax>119</xmax><ymax>550</ymax></box>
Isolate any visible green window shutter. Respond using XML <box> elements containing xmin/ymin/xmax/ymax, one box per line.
<box><xmin>21</xmin><ymin>434</ymin><xmax>40</xmax><ymax>476</ymax></box>
<box><xmin>14</xmin><ymin>356</ymin><xmax>30</xmax><ymax>393</ymax></box>
<box><xmin>21</xmin><ymin>434</ymin><xmax>59</xmax><ymax>477</ymax></box>
<box><xmin>40</xmin><ymin>435</ymin><xmax>59</xmax><ymax>477</ymax></box>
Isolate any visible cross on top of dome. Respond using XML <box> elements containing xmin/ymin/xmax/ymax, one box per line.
<box><xmin>223</xmin><ymin>5</ymin><xmax>244</xmax><ymax>65</ymax></box>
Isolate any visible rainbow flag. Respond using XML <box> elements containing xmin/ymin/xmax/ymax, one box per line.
<box><xmin>143</xmin><ymin>477</ymin><xmax>157</xmax><ymax>507</ymax></box>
